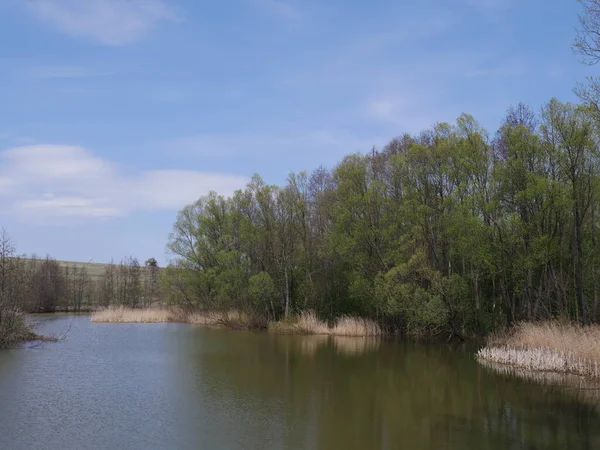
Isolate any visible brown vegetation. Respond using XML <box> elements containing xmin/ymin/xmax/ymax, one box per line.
<box><xmin>268</xmin><ymin>311</ymin><xmax>330</xmax><ymax>335</ymax></box>
<box><xmin>330</xmin><ymin>315</ymin><xmax>383</xmax><ymax>337</ymax></box>
<box><xmin>90</xmin><ymin>307</ymin><xmax>173</xmax><ymax>323</ymax></box>
<box><xmin>268</xmin><ymin>310</ymin><xmax>382</xmax><ymax>337</ymax></box>
<box><xmin>477</xmin><ymin>321</ymin><xmax>600</xmax><ymax>378</ymax></box>
<box><xmin>91</xmin><ymin>307</ymin><xmax>383</xmax><ymax>338</ymax></box>
<box><xmin>90</xmin><ymin>307</ymin><xmax>255</xmax><ymax>329</ymax></box>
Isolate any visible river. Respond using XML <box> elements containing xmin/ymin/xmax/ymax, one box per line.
<box><xmin>0</xmin><ymin>315</ymin><xmax>598</xmax><ymax>449</ymax></box>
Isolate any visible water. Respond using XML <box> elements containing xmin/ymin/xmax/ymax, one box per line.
<box><xmin>0</xmin><ymin>315</ymin><xmax>599</xmax><ymax>450</ymax></box>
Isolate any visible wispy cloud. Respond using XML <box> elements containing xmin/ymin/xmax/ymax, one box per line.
<box><xmin>464</xmin><ymin>0</ymin><xmax>511</xmax><ymax>10</ymax></box>
<box><xmin>31</xmin><ymin>65</ymin><xmax>95</xmax><ymax>79</ymax></box>
<box><xmin>0</xmin><ymin>145</ymin><xmax>248</xmax><ymax>223</ymax></box>
<box><xmin>26</xmin><ymin>0</ymin><xmax>178</xmax><ymax>45</ymax></box>
<box><xmin>167</xmin><ymin>129</ymin><xmax>383</xmax><ymax>163</ymax></box>
<box><xmin>0</xmin><ymin>133</ymin><xmax>36</xmax><ymax>145</ymax></box>
<box><xmin>352</xmin><ymin>14</ymin><xmax>456</xmax><ymax>54</ymax></box>
<box><xmin>251</xmin><ymin>0</ymin><xmax>302</xmax><ymax>23</ymax></box>
<box><xmin>363</xmin><ymin>92</ymin><xmax>447</xmax><ymax>131</ymax></box>
<box><xmin>466</xmin><ymin>67</ymin><xmax>524</xmax><ymax>78</ymax></box>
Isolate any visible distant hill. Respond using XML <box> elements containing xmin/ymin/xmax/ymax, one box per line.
<box><xmin>24</xmin><ymin>259</ymin><xmax>161</xmax><ymax>282</ymax></box>
<box><xmin>54</xmin><ymin>260</ymin><xmax>112</xmax><ymax>281</ymax></box>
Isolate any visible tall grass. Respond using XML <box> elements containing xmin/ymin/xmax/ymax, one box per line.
<box><xmin>269</xmin><ymin>311</ymin><xmax>382</xmax><ymax>337</ymax></box>
<box><xmin>91</xmin><ymin>307</ymin><xmax>252</xmax><ymax>328</ymax></box>
<box><xmin>330</xmin><ymin>315</ymin><xmax>383</xmax><ymax>337</ymax></box>
<box><xmin>91</xmin><ymin>307</ymin><xmax>173</xmax><ymax>323</ymax></box>
<box><xmin>268</xmin><ymin>310</ymin><xmax>330</xmax><ymax>335</ymax></box>
<box><xmin>477</xmin><ymin>321</ymin><xmax>600</xmax><ymax>378</ymax></box>
<box><xmin>92</xmin><ymin>307</ymin><xmax>384</xmax><ymax>338</ymax></box>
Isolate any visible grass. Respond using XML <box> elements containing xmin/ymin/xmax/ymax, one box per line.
<box><xmin>55</xmin><ymin>260</ymin><xmax>111</xmax><ymax>281</ymax></box>
<box><xmin>91</xmin><ymin>307</ymin><xmax>173</xmax><ymax>323</ymax></box>
<box><xmin>93</xmin><ymin>307</ymin><xmax>383</xmax><ymax>338</ymax></box>
<box><xmin>330</xmin><ymin>315</ymin><xmax>383</xmax><ymax>337</ymax></box>
<box><xmin>90</xmin><ymin>307</ymin><xmax>253</xmax><ymax>329</ymax></box>
<box><xmin>269</xmin><ymin>311</ymin><xmax>382</xmax><ymax>337</ymax></box>
<box><xmin>23</xmin><ymin>258</ymin><xmax>163</xmax><ymax>282</ymax></box>
<box><xmin>268</xmin><ymin>311</ymin><xmax>330</xmax><ymax>335</ymax></box>
<box><xmin>477</xmin><ymin>321</ymin><xmax>600</xmax><ymax>379</ymax></box>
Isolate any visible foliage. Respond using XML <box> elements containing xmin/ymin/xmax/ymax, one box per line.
<box><xmin>161</xmin><ymin>99</ymin><xmax>600</xmax><ymax>337</ymax></box>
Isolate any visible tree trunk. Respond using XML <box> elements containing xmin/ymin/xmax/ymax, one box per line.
<box><xmin>575</xmin><ymin>208</ymin><xmax>588</xmax><ymax>324</ymax></box>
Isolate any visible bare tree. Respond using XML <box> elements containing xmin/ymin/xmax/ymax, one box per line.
<box><xmin>574</xmin><ymin>0</ymin><xmax>600</xmax><ymax>114</ymax></box>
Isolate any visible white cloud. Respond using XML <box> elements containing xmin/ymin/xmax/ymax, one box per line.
<box><xmin>26</xmin><ymin>0</ymin><xmax>177</xmax><ymax>45</ymax></box>
<box><xmin>0</xmin><ymin>145</ymin><xmax>248</xmax><ymax>222</ymax></box>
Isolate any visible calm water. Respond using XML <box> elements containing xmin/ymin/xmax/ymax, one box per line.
<box><xmin>0</xmin><ymin>315</ymin><xmax>599</xmax><ymax>450</ymax></box>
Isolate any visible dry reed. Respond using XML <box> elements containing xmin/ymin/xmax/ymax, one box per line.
<box><xmin>269</xmin><ymin>311</ymin><xmax>382</xmax><ymax>337</ymax></box>
<box><xmin>330</xmin><ymin>315</ymin><xmax>383</xmax><ymax>337</ymax></box>
<box><xmin>477</xmin><ymin>321</ymin><xmax>600</xmax><ymax>379</ymax></box>
<box><xmin>90</xmin><ymin>307</ymin><xmax>173</xmax><ymax>323</ymax></box>
<box><xmin>90</xmin><ymin>307</ymin><xmax>251</xmax><ymax>328</ymax></box>
<box><xmin>268</xmin><ymin>310</ymin><xmax>330</xmax><ymax>335</ymax></box>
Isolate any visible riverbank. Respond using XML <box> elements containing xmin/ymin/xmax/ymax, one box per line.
<box><xmin>476</xmin><ymin>322</ymin><xmax>600</xmax><ymax>379</ymax></box>
<box><xmin>90</xmin><ymin>307</ymin><xmax>383</xmax><ymax>337</ymax></box>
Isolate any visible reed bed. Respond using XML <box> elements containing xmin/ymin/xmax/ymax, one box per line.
<box><xmin>477</xmin><ymin>321</ymin><xmax>600</xmax><ymax>379</ymax></box>
<box><xmin>268</xmin><ymin>310</ymin><xmax>330</xmax><ymax>335</ymax></box>
<box><xmin>92</xmin><ymin>307</ymin><xmax>383</xmax><ymax>338</ymax></box>
<box><xmin>91</xmin><ymin>307</ymin><xmax>251</xmax><ymax>328</ymax></box>
<box><xmin>330</xmin><ymin>315</ymin><xmax>383</xmax><ymax>337</ymax></box>
<box><xmin>90</xmin><ymin>307</ymin><xmax>174</xmax><ymax>323</ymax></box>
<box><xmin>269</xmin><ymin>311</ymin><xmax>382</xmax><ymax>337</ymax></box>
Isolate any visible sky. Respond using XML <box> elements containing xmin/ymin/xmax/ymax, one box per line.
<box><xmin>0</xmin><ymin>0</ymin><xmax>594</xmax><ymax>265</ymax></box>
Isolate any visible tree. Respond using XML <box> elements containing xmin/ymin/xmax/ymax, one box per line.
<box><xmin>163</xmin><ymin>100</ymin><xmax>600</xmax><ymax>336</ymax></box>
<box><xmin>573</xmin><ymin>0</ymin><xmax>600</xmax><ymax>115</ymax></box>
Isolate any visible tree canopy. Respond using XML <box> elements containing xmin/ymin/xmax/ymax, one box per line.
<box><xmin>166</xmin><ymin>99</ymin><xmax>600</xmax><ymax>338</ymax></box>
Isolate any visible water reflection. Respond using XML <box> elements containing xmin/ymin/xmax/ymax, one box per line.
<box><xmin>273</xmin><ymin>334</ymin><xmax>383</xmax><ymax>357</ymax></box>
<box><xmin>0</xmin><ymin>317</ymin><xmax>599</xmax><ymax>450</ymax></box>
<box><xmin>187</xmin><ymin>331</ymin><xmax>600</xmax><ymax>450</ymax></box>
<box><xmin>481</xmin><ymin>359</ymin><xmax>600</xmax><ymax>412</ymax></box>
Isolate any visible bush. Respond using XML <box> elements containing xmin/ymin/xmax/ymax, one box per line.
<box><xmin>0</xmin><ymin>307</ymin><xmax>35</xmax><ymax>348</ymax></box>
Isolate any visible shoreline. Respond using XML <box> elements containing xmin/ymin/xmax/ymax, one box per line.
<box><xmin>90</xmin><ymin>307</ymin><xmax>385</xmax><ymax>337</ymax></box>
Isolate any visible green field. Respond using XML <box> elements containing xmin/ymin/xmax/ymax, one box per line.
<box><xmin>54</xmin><ymin>260</ymin><xmax>112</xmax><ymax>281</ymax></box>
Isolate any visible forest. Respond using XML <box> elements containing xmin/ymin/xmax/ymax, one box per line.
<box><xmin>165</xmin><ymin>99</ymin><xmax>600</xmax><ymax>338</ymax></box>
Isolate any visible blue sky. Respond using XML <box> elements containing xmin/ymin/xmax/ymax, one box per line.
<box><xmin>0</xmin><ymin>0</ymin><xmax>593</xmax><ymax>265</ymax></box>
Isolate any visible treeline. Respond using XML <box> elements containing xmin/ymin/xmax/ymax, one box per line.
<box><xmin>166</xmin><ymin>98</ymin><xmax>600</xmax><ymax>338</ymax></box>
<box><xmin>0</xmin><ymin>230</ymin><xmax>164</xmax><ymax>314</ymax></box>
